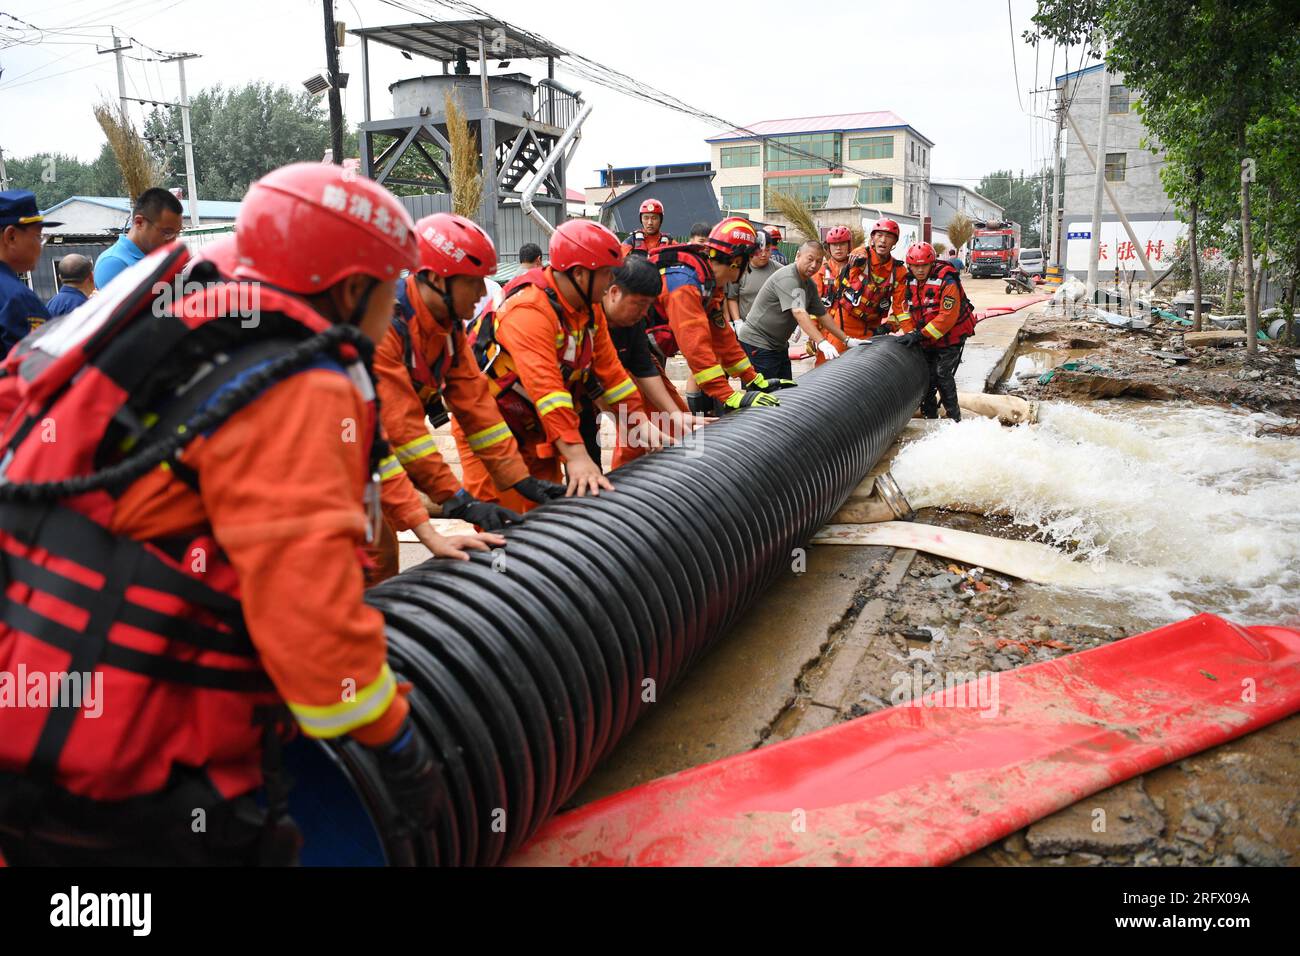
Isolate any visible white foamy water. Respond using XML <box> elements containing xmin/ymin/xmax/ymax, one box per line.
<box><xmin>889</xmin><ymin>402</ymin><xmax>1300</xmax><ymax>627</ymax></box>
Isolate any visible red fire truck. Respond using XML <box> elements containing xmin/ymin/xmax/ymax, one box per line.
<box><xmin>969</xmin><ymin>220</ymin><xmax>1021</xmax><ymax>278</ymax></box>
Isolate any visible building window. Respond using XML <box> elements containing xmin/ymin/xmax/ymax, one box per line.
<box><xmin>721</xmin><ymin>184</ymin><xmax>761</xmax><ymax>210</ymax></box>
<box><xmin>765</xmin><ymin>175</ymin><xmax>832</xmax><ymax>213</ymax></box>
<box><xmin>1108</xmin><ymin>84</ymin><xmax>1130</xmax><ymax>114</ymax></box>
<box><xmin>764</xmin><ymin>133</ymin><xmax>841</xmax><ymax>172</ymax></box>
<box><xmin>857</xmin><ymin>179</ymin><xmax>893</xmax><ymax>204</ymax></box>
<box><xmin>1104</xmin><ymin>152</ymin><xmax>1127</xmax><ymax>182</ymax></box>
<box><xmin>720</xmin><ymin>145</ymin><xmax>760</xmax><ymax>168</ymax></box>
<box><xmin>847</xmin><ymin>135</ymin><xmax>894</xmax><ymax>160</ymax></box>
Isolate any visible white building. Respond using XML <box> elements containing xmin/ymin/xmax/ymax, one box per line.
<box><xmin>705</xmin><ymin>111</ymin><xmax>934</xmax><ymax>227</ymax></box>
<box><xmin>1055</xmin><ymin>64</ymin><xmax>1185</xmax><ymax>274</ymax></box>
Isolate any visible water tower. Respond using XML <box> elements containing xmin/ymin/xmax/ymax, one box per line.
<box><xmin>351</xmin><ymin>19</ymin><xmax>581</xmax><ymax>251</ymax></box>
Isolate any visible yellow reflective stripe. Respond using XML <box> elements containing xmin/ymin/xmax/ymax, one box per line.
<box><xmin>467</xmin><ymin>421</ymin><xmax>512</xmax><ymax>450</ymax></box>
<box><xmin>923</xmin><ymin>322</ymin><xmax>944</xmax><ymax>339</ymax></box>
<box><xmin>393</xmin><ymin>434</ymin><xmax>438</xmax><ymax>464</ymax></box>
<box><xmin>604</xmin><ymin>378</ymin><xmax>636</xmax><ymax>403</ymax></box>
<box><xmin>289</xmin><ymin>663</ymin><xmax>398</xmax><ymax>739</ymax></box>
<box><xmin>724</xmin><ymin>356</ymin><xmax>752</xmax><ymax>376</ymax></box>
<box><xmin>536</xmin><ymin>390</ymin><xmax>574</xmax><ymax>415</ymax></box>
<box><xmin>378</xmin><ymin>454</ymin><xmax>405</xmax><ymax>481</ymax></box>
<box><xmin>694</xmin><ymin>364</ymin><xmax>725</xmax><ymax>385</ymax></box>
<box><xmin>895</xmin><ymin>312</ymin><xmax>911</xmax><ymax>324</ymax></box>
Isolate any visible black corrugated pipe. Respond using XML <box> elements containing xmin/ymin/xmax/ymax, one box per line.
<box><xmin>320</xmin><ymin>336</ymin><xmax>927</xmax><ymax>865</ymax></box>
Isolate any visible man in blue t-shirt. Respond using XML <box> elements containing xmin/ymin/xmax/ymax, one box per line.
<box><xmin>94</xmin><ymin>188</ymin><xmax>184</xmax><ymax>290</ymax></box>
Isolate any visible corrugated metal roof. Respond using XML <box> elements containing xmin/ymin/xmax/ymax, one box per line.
<box><xmin>42</xmin><ymin>196</ymin><xmax>242</xmax><ymax>219</ymax></box>
<box><xmin>1054</xmin><ymin>63</ymin><xmax>1106</xmax><ymax>86</ymax></box>
<box><xmin>706</xmin><ymin>111</ymin><xmax>930</xmax><ymax>145</ymax></box>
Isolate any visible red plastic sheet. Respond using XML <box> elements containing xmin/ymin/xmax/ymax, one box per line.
<box><xmin>510</xmin><ymin>614</ymin><xmax>1300</xmax><ymax>866</ymax></box>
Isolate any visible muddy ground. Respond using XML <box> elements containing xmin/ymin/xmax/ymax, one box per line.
<box><xmin>1011</xmin><ymin>304</ymin><xmax>1300</xmax><ymax>424</ymax></box>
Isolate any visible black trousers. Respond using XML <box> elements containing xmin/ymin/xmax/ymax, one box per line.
<box><xmin>920</xmin><ymin>342</ymin><xmax>965</xmax><ymax>420</ymax></box>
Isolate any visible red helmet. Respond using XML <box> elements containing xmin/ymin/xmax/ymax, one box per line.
<box><xmin>825</xmin><ymin>225</ymin><xmax>852</xmax><ymax>246</ymax></box>
<box><xmin>767</xmin><ymin>225</ymin><xmax>782</xmax><ymax>242</ymax></box>
<box><xmin>639</xmin><ymin>198</ymin><xmax>664</xmax><ymax>217</ymax></box>
<box><xmin>549</xmin><ymin>219</ymin><xmax>624</xmax><ymax>271</ymax></box>
<box><xmin>906</xmin><ymin>242</ymin><xmax>937</xmax><ymax>266</ymax></box>
<box><xmin>192</xmin><ymin>235</ymin><xmax>241</xmax><ymax>277</ymax></box>
<box><xmin>414</xmin><ymin>212</ymin><xmax>498</xmax><ymax>278</ymax></box>
<box><xmin>870</xmin><ymin>218</ymin><xmax>901</xmax><ymax>240</ymax></box>
<box><xmin>705</xmin><ymin>217</ymin><xmax>759</xmax><ymax>259</ymax></box>
<box><xmin>234</xmin><ymin>162</ymin><xmax>417</xmax><ymax>294</ymax></box>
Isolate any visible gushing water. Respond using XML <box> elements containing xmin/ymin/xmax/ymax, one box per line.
<box><xmin>890</xmin><ymin>402</ymin><xmax>1300</xmax><ymax>626</ymax></box>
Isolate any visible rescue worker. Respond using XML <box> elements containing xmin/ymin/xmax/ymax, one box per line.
<box><xmin>648</xmin><ymin>217</ymin><xmax>792</xmax><ymax>417</ymax></box>
<box><xmin>621</xmin><ymin>198</ymin><xmax>673</xmax><ymax>257</ymax></box>
<box><xmin>820</xmin><ymin>218</ymin><xmax>910</xmax><ymax>364</ymax></box>
<box><xmin>894</xmin><ymin>241</ymin><xmax>977</xmax><ymax>422</ymax></box>
<box><xmin>372</xmin><ymin>212</ymin><xmax>567</xmax><ymax>576</ymax></box>
<box><xmin>461</xmin><ymin>219</ymin><xmax>659</xmax><ymax>514</ymax></box>
<box><xmin>0</xmin><ymin>162</ymin><xmax>501</xmax><ymax>865</ymax></box>
<box><xmin>813</xmin><ymin>225</ymin><xmax>867</xmax><ymax>364</ymax></box>
<box><xmin>857</xmin><ymin>218</ymin><xmax>911</xmax><ymax>335</ymax></box>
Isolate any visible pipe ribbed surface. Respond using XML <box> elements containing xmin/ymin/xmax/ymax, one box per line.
<box><xmin>344</xmin><ymin>337</ymin><xmax>927</xmax><ymax>865</ymax></box>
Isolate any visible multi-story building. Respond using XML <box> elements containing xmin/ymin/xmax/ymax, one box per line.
<box><xmin>705</xmin><ymin>111</ymin><xmax>934</xmax><ymax>228</ymax></box>
<box><xmin>1055</xmin><ymin>64</ymin><xmax>1184</xmax><ymax>274</ymax></box>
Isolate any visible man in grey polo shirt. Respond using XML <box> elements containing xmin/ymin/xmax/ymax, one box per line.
<box><xmin>737</xmin><ymin>240</ymin><xmax>851</xmax><ymax>380</ymax></box>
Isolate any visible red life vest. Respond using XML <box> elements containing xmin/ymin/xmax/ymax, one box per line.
<box><xmin>0</xmin><ymin>243</ymin><xmax>383</xmax><ymax>816</ymax></box>
<box><xmin>468</xmin><ymin>268</ymin><xmax>599</xmax><ymax>446</ymax></box>
<box><xmin>860</xmin><ymin>252</ymin><xmax>906</xmax><ymax>322</ymax></box>
<box><xmin>902</xmin><ymin>261</ymin><xmax>977</xmax><ymax>348</ymax></box>
<box><xmin>392</xmin><ymin>278</ymin><xmax>453</xmax><ymax>428</ymax></box>
<box><xmin>623</xmin><ymin>231</ymin><xmax>674</xmax><ymax>257</ymax></box>
<box><xmin>644</xmin><ymin>244</ymin><xmax>719</xmax><ymax>357</ymax></box>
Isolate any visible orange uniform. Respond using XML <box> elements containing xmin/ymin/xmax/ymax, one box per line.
<box><xmin>111</xmin><ymin>361</ymin><xmax>413</xmax><ymax>751</ymax></box>
<box><xmin>460</xmin><ymin>268</ymin><xmax>648</xmax><ymax>513</ymax></box>
<box><xmin>373</xmin><ymin>275</ymin><xmax>529</xmax><ymax>505</ymax></box>
<box><xmin>653</xmin><ymin>269</ymin><xmax>757</xmax><ymax>403</ymax></box>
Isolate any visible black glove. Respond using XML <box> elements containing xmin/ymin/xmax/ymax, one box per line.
<box><xmin>513</xmin><ymin>476</ymin><xmax>567</xmax><ymax>504</ymax></box>
<box><xmin>897</xmin><ymin>330</ymin><xmax>924</xmax><ymax>348</ymax></box>
<box><xmin>370</xmin><ymin>717</ymin><xmax>440</xmax><ymax>836</ymax></box>
<box><xmin>746</xmin><ymin>374</ymin><xmax>797</xmax><ymax>393</ymax></box>
<box><xmin>441</xmin><ymin>489</ymin><xmax>521</xmax><ymax>530</ymax></box>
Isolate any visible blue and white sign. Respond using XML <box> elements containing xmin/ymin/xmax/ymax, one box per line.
<box><xmin>1067</xmin><ymin>230</ymin><xmax>1091</xmax><ymax>240</ymax></box>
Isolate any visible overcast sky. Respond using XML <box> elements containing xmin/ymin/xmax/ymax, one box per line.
<box><xmin>1</xmin><ymin>0</ymin><xmax>1095</xmax><ymax>194</ymax></box>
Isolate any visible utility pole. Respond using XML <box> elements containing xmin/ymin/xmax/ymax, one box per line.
<box><xmin>99</xmin><ymin>28</ymin><xmax>132</xmax><ymax>117</ymax></box>
<box><xmin>1050</xmin><ymin>98</ymin><xmax>1064</xmax><ymax>269</ymax></box>
<box><xmin>0</xmin><ymin>146</ymin><xmax>10</xmax><ymax>191</ymax></box>
<box><xmin>1039</xmin><ymin>161</ymin><xmax>1048</xmax><ymax>253</ymax></box>
<box><xmin>322</xmin><ymin>0</ymin><xmax>344</xmax><ymax>164</ymax></box>
<box><xmin>1086</xmin><ymin>34</ymin><xmax>1109</xmax><ymax>304</ymax></box>
<box><xmin>166</xmin><ymin>54</ymin><xmax>202</xmax><ymax>228</ymax></box>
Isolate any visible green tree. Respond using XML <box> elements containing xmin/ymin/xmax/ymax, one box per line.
<box><xmin>3</xmin><ymin>143</ymin><xmax>123</xmax><ymax>210</ymax></box>
<box><xmin>144</xmin><ymin>82</ymin><xmax>336</xmax><ymax>200</ymax></box>
<box><xmin>975</xmin><ymin>169</ymin><xmax>1045</xmax><ymax>246</ymax></box>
